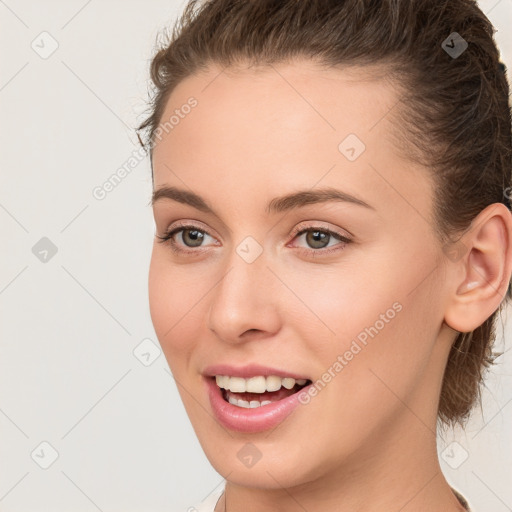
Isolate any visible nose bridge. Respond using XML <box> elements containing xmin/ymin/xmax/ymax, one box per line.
<box><xmin>207</xmin><ymin>237</ymin><xmax>281</xmax><ymax>341</ymax></box>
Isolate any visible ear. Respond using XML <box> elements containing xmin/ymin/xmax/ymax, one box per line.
<box><xmin>443</xmin><ymin>203</ymin><xmax>512</xmax><ymax>333</ymax></box>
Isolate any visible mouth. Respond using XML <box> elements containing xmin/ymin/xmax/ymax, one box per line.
<box><xmin>214</xmin><ymin>375</ymin><xmax>312</xmax><ymax>409</ymax></box>
<box><xmin>202</xmin><ymin>364</ymin><xmax>314</xmax><ymax>432</ymax></box>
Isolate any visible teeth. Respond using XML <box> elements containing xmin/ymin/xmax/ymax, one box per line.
<box><xmin>215</xmin><ymin>375</ymin><xmax>229</xmax><ymax>389</ymax></box>
<box><xmin>246</xmin><ymin>376</ymin><xmax>266</xmax><ymax>393</ymax></box>
<box><xmin>215</xmin><ymin>375</ymin><xmax>308</xmax><ymax>392</ymax></box>
<box><xmin>265</xmin><ymin>375</ymin><xmax>282</xmax><ymax>392</ymax></box>
<box><xmin>282</xmin><ymin>377</ymin><xmax>295</xmax><ymax>389</ymax></box>
<box><xmin>228</xmin><ymin>395</ymin><xmax>272</xmax><ymax>409</ymax></box>
<box><xmin>227</xmin><ymin>392</ymin><xmax>273</xmax><ymax>408</ymax></box>
<box><xmin>228</xmin><ymin>376</ymin><xmax>246</xmax><ymax>393</ymax></box>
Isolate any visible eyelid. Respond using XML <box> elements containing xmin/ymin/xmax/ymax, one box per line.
<box><xmin>159</xmin><ymin>220</ymin><xmax>217</xmax><ymax>239</ymax></box>
<box><xmin>156</xmin><ymin>220</ymin><xmax>218</xmax><ymax>250</ymax></box>
<box><xmin>287</xmin><ymin>223</ymin><xmax>352</xmax><ymax>256</ymax></box>
<box><xmin>289</xmin><ymin>221</ymin><xmax>352</xmax><ymax>241</ymax></box>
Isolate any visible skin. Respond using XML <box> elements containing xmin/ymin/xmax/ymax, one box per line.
<box><xmin>148</xmin><ymin>59</ymin><xmax>512</xmax><ymax>512</ymax></box>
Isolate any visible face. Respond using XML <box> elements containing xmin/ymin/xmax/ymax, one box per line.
<box><xmin>149</xmin><ymin>60</ymin><xmax>453</xmax><ymax>490</ymax></box>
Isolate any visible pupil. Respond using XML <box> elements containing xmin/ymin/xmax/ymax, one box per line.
<box><xmin>185</xmin><ymin>229</ymin><xmax>203</xmax><ymax>246</ymax></box>
<box><xmin>308</xmin><ymin>230</ymin><xmax>328</xmax><ymax>248</ymax></box>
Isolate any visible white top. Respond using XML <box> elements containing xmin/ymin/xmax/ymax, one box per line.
<box><xmin>188</xmin><ymin>486</ymin><xmax>224</xmax><ymax>512</ymax></box>
<box><xmin>187</xmin><ymin>485</ymin><xmax>471</xmax><ymax>511</ymax></box>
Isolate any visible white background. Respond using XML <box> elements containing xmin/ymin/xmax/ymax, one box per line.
<box><xmin>0</xmin><ymin>1</ymin><xmax>511</xmax><ymax>511</ymax></box>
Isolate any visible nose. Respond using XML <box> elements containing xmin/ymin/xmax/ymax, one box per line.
<box><xmin>207</xmin><ymin>246</ymin><xmax>282</xmax><ymax>344</ymax></box>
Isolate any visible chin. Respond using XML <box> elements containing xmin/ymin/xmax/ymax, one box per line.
<box><xmin>190</xmin><ymin>417</ymin><xmax>340</xmax><ymax>490</ymax></box>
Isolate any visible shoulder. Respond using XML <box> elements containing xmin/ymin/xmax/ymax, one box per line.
<box><xmin>186</xmin><ymin>486</ymin><xmax>224</xmax><ymax>512</ymax></box>
<box><xmin>185</xmin><ymin>485</ymin><xmax>472</xmax><ymax>511</ymax></box>
<box><xmin>451</xmin><ymin>486</ymin><xmax>472</xmax><ymax>511</ymax></box>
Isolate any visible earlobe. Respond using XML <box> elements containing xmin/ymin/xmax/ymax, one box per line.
<box><xmin>444</xmin><ymin>203</ymin><xmax>512</xmax><ymax>333</ymax></box>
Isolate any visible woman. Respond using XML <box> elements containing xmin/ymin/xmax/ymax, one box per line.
<box><xmin>137</xmin><ymin>0</ymin><xmax>512</xmax><ymax>510</ymax></box>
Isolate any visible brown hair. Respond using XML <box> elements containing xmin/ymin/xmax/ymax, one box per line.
<box><xmin>137</xmin><ymin>0</ymin><xmax>512</xmax><ymax>428</ymax></box>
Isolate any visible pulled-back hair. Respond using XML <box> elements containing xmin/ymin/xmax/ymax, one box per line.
<box><xmin>137</xmin><ymin>0</ymin><xmax>512</xmax><ymax>427</ymax></box>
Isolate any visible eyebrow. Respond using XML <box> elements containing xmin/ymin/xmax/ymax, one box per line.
<box><xmin>150</xmin><ymin>185</ymin><xmax>375</xmax><ymax>215</ymax></box>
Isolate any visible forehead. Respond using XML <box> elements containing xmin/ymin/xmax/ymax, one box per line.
<box><xmin>152</xmin><ymin>59</ymin><xmax>400</xmax><ymax>166</ymax></box>
<box><xmin>150</xmin><ymin>59</ymin><xmax>432</xmax><ymax>226</ymax></box>
<box><xmin>171</xmin><ymin>59</ymin><xmax>397</xmax><ymax>126</ymax></box>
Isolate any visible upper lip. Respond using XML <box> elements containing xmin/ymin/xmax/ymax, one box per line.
<box><xmin>202</xmin><ymin>363</ymin><xmax>311</xmax><ymax>380</ymax></box>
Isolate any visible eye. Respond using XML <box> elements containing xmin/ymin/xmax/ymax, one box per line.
<box><xmin>156</xmin><ymin>222</ymin><xmax>352</xmax><ymax>257</ymax></box>
<box><xmin>156</xmin><ymin>222</ymin><xmax>217</xmax><ymax>254</ymax></box>
<box><xmin>290</xmin><ymin>224</ymin><xmax>352</xmax><ymax>255</ymax></box>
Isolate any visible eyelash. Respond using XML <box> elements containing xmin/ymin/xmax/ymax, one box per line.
<box><xmin>156</xmin><ymin>221</ymin><xmax>352</xmax><ymax>257</ymax></box>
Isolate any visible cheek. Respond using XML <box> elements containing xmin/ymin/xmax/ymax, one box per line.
<box><xmin>148</xmin><ymin>250</ymin><xmax>204</xmax><ymax>365</ymax></box>
<box><xmin>280</xmin><ymin>260</ymin><xmax>399</xmax><ymax>350</ymax></box>
<box><xmin>148</xmin><ymin>252</ymin><xmax>173</xmax><ymax>341</ymax></box>
<box><xmin>294</xmin><ymin>250</ymin><xmax>439</xmax><ymax>408</ymax></box>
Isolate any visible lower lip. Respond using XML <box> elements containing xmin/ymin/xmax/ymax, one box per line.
<box><xmin>205</xmin><ymin>377</ymin><xmax>309</xmax><ymax>433</ymax></box>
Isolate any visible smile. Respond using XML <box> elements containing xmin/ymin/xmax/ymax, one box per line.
<box><xmin>203</xmin><ymin>367</ymin><xmax>313</xmax><ymax>432</ymax></box>
<box><xmin>215</xmin><ymin>375</ymin><xmax>310</xmax><ymax>408</ymax></box>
